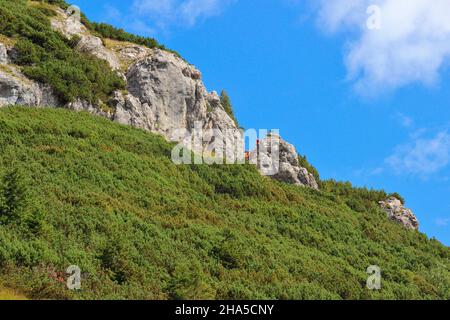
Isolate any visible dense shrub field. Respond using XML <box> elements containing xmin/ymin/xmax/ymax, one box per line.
<box><xmin>220</xmin><ymin>90</ymin><xmax>239</xmax><ymax>127</ymax></box>
<box><xmin>0</xmin><ymin>107</ymin><xmax>448</xmax><ymax>300</ymax></box>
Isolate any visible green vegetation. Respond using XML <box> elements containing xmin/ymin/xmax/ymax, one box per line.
<box><xmin>320</xmin><ymin>180</ymin><xmax>390</xmax><ymax>213</ymax></box>
<box><xmin>220</xmin><ymin>90</ymin><xmax>239</xmax><ymax>127</ymax></box>
<box><xmin>320</xmin><ymin>180</ymin><xmax>408</xmax><ymax>213</ymax></box>
<box><xmin>89</xmin><ymin>23</ymin><xmax>180</xmax><ymax>57</ymax></box>
<box><xmin>0</xmin><ymin>107</ymin><xmax>448</xmax><ymax>300</ymax></box>
<box><xmin>0</xmin><ymin>0</ymin><xmax>125</xmax><ymax>104</ymax></box>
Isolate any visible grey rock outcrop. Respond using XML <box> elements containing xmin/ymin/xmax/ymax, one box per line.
<box><xmin>50</xmin><ymin>9</ymin><xmax>86</xmax><ymax>37</ymax></box>
<box><xmin>49</xmin><ymin>10</ymin><xmax>240</xmax><ymax>153</ymax></box>
<box><xmin>67</xmin><ymin>98</ymin><xmax>111</xmax><ymax>118</ymax></box>
<box><xmin>114</xmin><ymin>49</ymin><xmax>240</xmax><ymax>151</ymax></box>
<box><xmin>0</xmin><ymin>63</ymin><xmax>58</xmax><ymax>107</ymax></box>
<box><xmin>251</xmin><ymin>133</ymin><xmax>319</xmax><ymax>189</ymax></box>
<box><xmin>51</xmin><ymin>9</ymin><xmax>121</xmax><ymax>71</ymax></box>
<box><xmin>0</xmin><ymin>40</ymin><xmax>60</xmax><ymax>108</ymax></box>
<box><xmin>379</xmin><ymin>197</ymin><xmax>419</xmax><ymax>230</ymax></box>
<box><xmin>115</xmin><ymin>44</ymin><xmax>152</xmax><ymax>66</ymax></box>
<box><xmin>76</xmin><ymin>35</ymin><xmax>121</xmax><ymax>71</ymax></box>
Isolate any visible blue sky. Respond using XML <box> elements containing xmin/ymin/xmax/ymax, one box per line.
<box><xmin>72</xmin><ymin>0</ymin><xmax>450</xmax><ymax>246</ymax></box>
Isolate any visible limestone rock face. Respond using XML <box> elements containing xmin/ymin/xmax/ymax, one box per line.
<box><xmin>110</xmin><ymin>90</ymin><xmax>155</xmax><ymax>130</ymax></box>
<box><xmin>0</xmin><ymin>63</ymin><xmax>58</xmax><ymax>107</ymax></box>
<box><xmin>49</xmin><ymin>10</ymin><xmax>239</xmax><ymax>153</ymax></box>
<box><xmin>116</xmin><ymin>44</ymin><xmax>152</xmax><ymax>64</ymax></box>
<box><xmin>379</xmin><ymin>197</ymin><xmax>419</xmax><ymax>230</ymax></box>
<box><xmin>51</xmin><ymin>10</ymin><xmax>121</xmax><ymax>71</ymax></box>
<box><xmin>0</xmin><ymin>39</ymin><xmax>59</xmax><ymax>108</ymax></box>
<box><xmin>50</xmin><ymin>9</ymin><xmax>86</xmax><ymax>37</ymax></box>
<box><xmin>251</xmin><ymin>133</ymin><xmax>319</xmax><ymax>189</ymax></box>
<box><xmin>116</xmin><ymin>49</ymin><xmax>239</xmax><ymax>150</ymax></box>
<box><xmin>66</xmin><ymin>98</ymin><xmax>112</xmax><ymax>118</ymax></box>
<box><xmin>76</xmin><ymin>35</ymin><xmax>121</xmax><ymax>71</ymax></box>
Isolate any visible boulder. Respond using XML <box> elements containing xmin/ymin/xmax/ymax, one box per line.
<box><xmin>379</xmin><ymin>197</ymin><xmax>419</xmax><ymax>230</ymax></box>
<box><xmin>251</xmin><ymin>133</ymin><xmax>319</xmax><ymax>189</ymax></box>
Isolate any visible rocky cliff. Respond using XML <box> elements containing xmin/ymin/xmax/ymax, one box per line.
<box><xmin>50</xmin><ymin>9</ymin><xmax>239</xmax><ymax>145</ymax></box>
<box><xmin>0</xmin><ymin>6</ymin><xmax>319</xmax><ymax>190</ymax></box>
<box><xmin>1</xmin><ymin>8</ymin><xmax>240</xmax><ymax>151</ymax></box>
<box><xmin>0</xmin><ymin>52</ymin><xmax>58</xmax><ymax>107</ymax></box>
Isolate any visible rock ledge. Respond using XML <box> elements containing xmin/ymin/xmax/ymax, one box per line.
<box><xmin>379</xmin><ymin>197</ymin><xmax>419</xmax><ymax>230</ymax></box>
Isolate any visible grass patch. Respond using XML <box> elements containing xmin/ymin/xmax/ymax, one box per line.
<box><xmin>0</xmin><ymin>286</ymin><xmax>27</xmax><ymax>300</ymax></box>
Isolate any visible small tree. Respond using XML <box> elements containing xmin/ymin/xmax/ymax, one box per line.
<box><xmin>220</xmin><ymin>90</ymin><xmax>239</xmax><ymax>127</ymax></box>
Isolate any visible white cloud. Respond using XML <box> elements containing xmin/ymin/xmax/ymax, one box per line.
<box><xmin>435</xmin><ymin>217</ymin><xmax>450</xmax><ymax>227</ymax></box>
<box><xmin>395</xmin><ymin>112</ymin><xmax>414</xmax><ymax>128</ymax></box>
<box><xmin>312</xmin><ymin>0</ymin><xmax>450</xmax><ymax>93</ymax></box>
<box><xmin>386</xmin><ymin>131</ymin><xmax>450</xmax><ymax>176</ymax></box>
<box><xmin>131</xmin><ymin>0</ymin><xmax>236</xmax><ymax>29</ymax></box>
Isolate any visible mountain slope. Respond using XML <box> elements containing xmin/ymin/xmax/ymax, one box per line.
<box><xmin>0</xmin><ymin>107</ymin><xmax>448</xmax><ymax>300</ymax></box>
<box><xmin>0</xmin><ymin>0</ymin><xmax>243</xmax><ymax>166</ymax></box>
